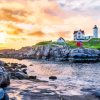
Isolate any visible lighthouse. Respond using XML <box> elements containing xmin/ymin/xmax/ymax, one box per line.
<box><xmin>93</xmin><ymin>25</ymin><xmax>98</xmax><ymax>38</ymax></box>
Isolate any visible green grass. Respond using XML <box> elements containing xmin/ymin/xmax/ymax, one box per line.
<box><xmin>35</xmin><ymin>41</ymin><xmax>52</xmax><ymax>46</ymax></box>
<box><xmin>83</xmin><ymin>38</ymin><xmax>100</xmax><ymax>49</ymax></box>
<box><xmin>67</xmin><ymin>41</ymin><xmax>77</xmax><ymax>48</ymax></box>
<box><xmin>34</xmin><ymin>41</ymin><xmax>67</xmax><ymax>47</ymax></box>
<box><xmin>33</xmin><ymin>38</ymin><xmax>100</xmax><ymax>50</ymax></box>
<box><xmin>67</xmin><ymin>38</ymin><xmax>100</xmax><ymax>49</ymax></box>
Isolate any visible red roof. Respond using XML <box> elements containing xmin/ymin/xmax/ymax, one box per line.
<box><xmin>73</xmin><ymin>30</ymin><xmax>84</xmax><ymax>34</ymax></box>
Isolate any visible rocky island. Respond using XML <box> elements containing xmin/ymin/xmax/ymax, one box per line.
<box><xmin>0</xmin><ymin>44</ymin><xmax>100</xmax><ymax>62</ymax></box>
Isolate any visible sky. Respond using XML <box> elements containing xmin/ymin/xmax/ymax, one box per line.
<box><xmin>0</xmin><ymin>0</ymin><xmax>100</xmax><ymax>49</ymax></box>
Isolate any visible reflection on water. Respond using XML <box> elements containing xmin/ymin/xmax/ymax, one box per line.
<box><xmin>0</xmin><ymin>58</ymin><xmax>100</xmax><ymax>99</ymax></box>
<box><xmin>1</xmin><ymin>58</ymin><xmax>100</xmax><ymax>86</ymax></box>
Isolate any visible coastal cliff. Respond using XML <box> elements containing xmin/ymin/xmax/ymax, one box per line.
<box><xmin>0</xmin><ymin>45</ymin><xmax>100</xmax><ymax>62</ymax></box>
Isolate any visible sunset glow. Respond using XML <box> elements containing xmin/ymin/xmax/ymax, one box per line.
<box><xmin>0</xmin><ymin>31</ymin><xmax>6</xmax><ymax>43</ymax></box>
<box><xmin>0</xmin><ymin>0</ymin><xmax>99</xmax><ymax>49</ymax></box>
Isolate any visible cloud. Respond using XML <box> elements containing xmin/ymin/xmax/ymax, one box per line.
<box><xmin>0</xmin><ymin>0</ymin><xmax>100</xmax><ymax>49</ymax></box>
<box><xmin>5</xmin><ymin>24</ymin><xmax>23</xmax><ymax>35</ymax></box>
<box><xmin>56</xmin><ymin>0</ymin><xmax>100</xmax><ymax>18</ymax></box>
<box><xmin>8</xmin><ymin>37</ymin><xmax>27</xmax><ymax>42</ymax></box>
<box><xmin>28</xmin><ymin>31</ymin><xmax>45</xmax><ymax>37</ymax></box>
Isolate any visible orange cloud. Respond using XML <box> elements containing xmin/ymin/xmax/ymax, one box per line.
<box><xmin>5</xmin><ymin>24</ymin><xmax>23</xmax><ymax>35</ymax></box>
<box><xmin>0</xmin><ymin>0</ymin><xmax>99</xmax><ymax>49</ymax></box>
<box><xmin>28</xmin><ymin>31</ymin><xmax>45</xmax><ymax>37</ymax></box>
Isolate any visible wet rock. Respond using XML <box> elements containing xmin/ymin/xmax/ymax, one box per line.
<box><xmin>29</xmin><ymin>76</ymin><xmax>37</xmax><ymax>80</ymax></box>
<box><xmin>40</xmin><ymin>89</ymin><xmax>54</xmax><ymax>94</ymax></box>
<box><xmin>3</xmin><ymin>62</ymin><xmax>29</xmax><ymax>80</ymax></box>
<box><xmin>15</xmin><ymin>72</ymin><xmax>28</xmax><ymax>80</ymax></box>
<box><xmin>0</xmin><ymin>88</ymin><xmax>4</xmax><ymax>100</ymax></box>
<box><xmin>11</xmin><ymin>63</ymin><xmax>18</xmax><ymax>68</ymax></box>
<box><xmin>49</xmin><ymin>46</ymin><xmax>69</xmax><ymax>61</ymax></box>
<box><xmin>10</xmin><ymin>72</ymin><xmax>17</xmax><ymax>79</ymax></box>
<box><xmin>30</xmin><ymin>64</ymin><xmax>33</xmax><ymax>66</ymax></box>
<box><xmin>22</xmin><ymin>68</ymin><xmax>27</xmax><ymax>74</ymax></box>
<box><xmin>1</xmin><ymin>45</ymin><xmax>100</xmax><ymax>62</ymax></box>
<box><xmin>68</xmin><ymin>48</ymin><xmax>100</xmax><ymax>62</ymax></box>
<box><xmin>49</xmin><ymin>76</ymin><xmax>57</xmax><ymax>80</ymax></box>
<box><xmin>21</xmin><ymin>64</ymin><xmax>27</xmax><ymax>68</ymax></box>
<box><xmin>81</xmin><ymin>88</ymin><xmax>100</xmax><ymax>98</ymax></box>
<box><xmin>0</xmin><ymin>61</ymin><xmax>10</xmax><ymax>88</ymax></box>
<box><xmin>92</xmin><ymin>90</ymin><xmax>100</xmax><ymax>98</ymax></box>
<box><xmin>4</xmin><ymin>63</ymin><xmax>8</xmax><ymax>67</ymax></box>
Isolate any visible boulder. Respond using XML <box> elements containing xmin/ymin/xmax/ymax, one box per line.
<box><xmin>49</xmin><ymin>76</ymin><xmax>57</xmax><ymax>80</ymax></box>
<box><xmin>68</xmin><ymin>48</ymin><xmax>100</xmax><ymax>62</ymax></box>
<box><xmin>0</xmin><ymin>88</ymin><xmax>4</xmax><ymax>100</ymax></box>
<box><xmin>29</xmin><ymin>76</ymin><xmax>37</xmax><ymax>80</ymax></box>
<box><xmin>29</xmin><ymin>64</ymin><xmax>33</xmax><ymax>66</ymax></box>
<box><xmin>49</xmin><ymin>46</ymin><xmax>69</xmax><ymax>61</ymax></box>
<box><xmin>0</xmin><ymin>61</ymin><xmax>10</xmax><ymax>88</ymax></box>
<box><xmin>10</xmin><ymin>72</ymin><xmax>17</xmax><ymax>79</ymax></box>
<box><xmin>15</xmin><ymin>72</ymin><xmax>28</xmax><ymax>79</ymax></box>
<box><xmin>21</xmin><ymin>64</ymin><xmax>27</xmax><ymax>68</ymax></box>
<box><xmin>21</xmin><ymin>68</ymin><xmax>27</xmax><ymax>74</ymax></box>
<box><xmin>81</xmin><ymin>88</ymin><xmax>100</xmax><ymax>98</ymax></box>
<box><xmin>28</xmin><ymin>45</ymin><xmax>70</xmax><ymax>61</ymax></box>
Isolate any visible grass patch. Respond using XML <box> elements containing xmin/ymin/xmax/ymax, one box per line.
<box><xmin>34</xmin><ymin>41</ymin><xmax>67</xmax><ymax>47</ymax></box>
<box><xmin>35</xmin><ymin>41</ymin><xmax>52</xmax><ymax>46</ymax></box>
<box><xmin>33</xmin><ymin>38</ymin><xmax>100</xmax><ymax>50</ymax></box>
<box><xmin>83</xmin><ymin>38</ymin><xmax>100</xmax><ymax>49</ymax></box>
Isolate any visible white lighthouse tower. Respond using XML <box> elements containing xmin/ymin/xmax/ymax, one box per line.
<box><xmin>93</xmin><ymin>25</ymin><xmax>98</xmax><ymax>38</ymax></box>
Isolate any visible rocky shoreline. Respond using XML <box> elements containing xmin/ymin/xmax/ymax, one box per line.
<box><xmin>0</xmin><ymin>45</ymin><xmax>100</xmax><ymax>62</ymax></box>
<box><xmin>0</xmin><ymin>60</ymin><xmax>100</xmax><ymax>100</ymax></box>
<box><xmin>3</xmin><ymin>62</ymin><xmax>59</xmax><ymax>84</ymax></box>
<box><xmin>3</xmin><ymin>62</ymin><xmax>100</xmax><ymax>100</ymax></box>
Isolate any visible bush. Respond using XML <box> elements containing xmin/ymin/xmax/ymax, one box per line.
<box><xmin>35</xmin><ymin>41</ymin><xmax>52</xmax><ymax>45</ymax></box>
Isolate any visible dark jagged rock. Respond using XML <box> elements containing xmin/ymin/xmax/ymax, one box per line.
<box><xmin>22</xmin><ymin>68</ymin><xmax>27</xmax><ymax>74</ymax></box>
<box><xmin>30</xmin><ymin>64</ymin><xmax>33</xmax><ymax>66</ymax></box>
<box><xmin>81</xmin><ymin>88</ymin><xmax>100</xmax><ymax>98</ymax></box>
<box><xmin>49</xmin><ymin>76</ymin><xmax>57</xmax><ymax>80</ymax></box>
<box><xmin>68</xmin><ymin>48</ymin><xmax>100</xmax><ymax>62</ymax></box>
<box><xmin>0</xmin><ymin>45</ymin><xmax>100</xmax><ymax>62</ymax></box>
<box><xmin>15</xmin><ymin>72</ymin><xmax>28</xmax><ymax>80</ymax></box>
<box><xmin>3</xmin><ymin>62</ymin><xmax>29</xmax><ymax>80</ymax></box>
<box><xmin>21</xmin><ymin>64</ymin><xmax>27</xmax><ymax>68</ymax></box>
<box><xmin>29</xmin><ymin>76</ymin><xmax>37</xmax><ymax>80</ymax></box>
<box><xmin>0</xmin><ymin>88</ymin><xmax>4</xmax><ymax>100</ymax></box>
<box><xmin>0</xmin><ymin>61</ymin><xmax>10</xmax><ymax>88</ymax></box>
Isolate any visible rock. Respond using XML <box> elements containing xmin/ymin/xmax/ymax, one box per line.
<box><xmin>15</xmin><ymin>72</ymin><xmax>28</xmax><ymax>80</ymax></box>
<box><xmin>10</xmin><ymin>72</ymin><xmax>17</xmax><ymax>79</ymax></box>
<box><xmin>81</xmin><ymin>88</ymin><xmax>100</xmax><ymax>98</ymax></box>
<box><xmin>3</xmin><ymin>62</ymin><xmax>28</xmax><ymax>79</ymax></box>
<box><xmin>42</xmin><ymin>46</ymin><xmax>51</xmax><ymax>59</ymax></box>
<box><xmin>22</xmin><ymin>68</ymin><xmax>27</xmax><ymax>74</ymax></box>
<box><xmin>1</xmin><ymin>45</ymin><xmax>100</xmax><ymax>62</ymax></box>
<box><xmin>4</xmin><ymin>63</ymin><xmax>8</xmax><ymax>67</ymax></box>
<box><xmin>49</xmin><ymin>76</ymin><xmax>57</xmax><ymax>80</ymax></box>
<box><xmin>30</xmin><ymin>64</ymin><xmax>33</xmax><ymax>66</ymax></box>
<box><xmin>29</xmin><ymin>76</ymin><xmax>37</xmax><ymax>80</ymax></box>
<box><xmin>68</xmin><ymin>48</ymin><xmax>100</xmax><ymax>62</ymax></box>
<box><xmin>49</xmin><ymin>46</ymin><xmax>69</xmax><ymax>61</ymax></box>
<box><xmin>92</xmin><ymin>90</ymin><xmax>100</xmax><ymax>98</ymax></box>
<box><xmin>0</xmin><ymin>61</ymin><xmax>10</xmax><ymax>88</ymax></box>
<box><xmin>3</xmin><ymin>92</ymin><xmax>9</xmax><ymax>100</ymax></box>
<box><xmin>0</xmin><ymin>88</ymin><xmax>4</xmax><ymax>100</ymax></box>
<box><xmin>11</xmin><ymin>63</ymin><xmax>18</xmax><ymax>68</ymax></box>
<box><xmin>21</xmin><ymin>64</ymin><xmax>27</xmax><ymax>68</ymax></box>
